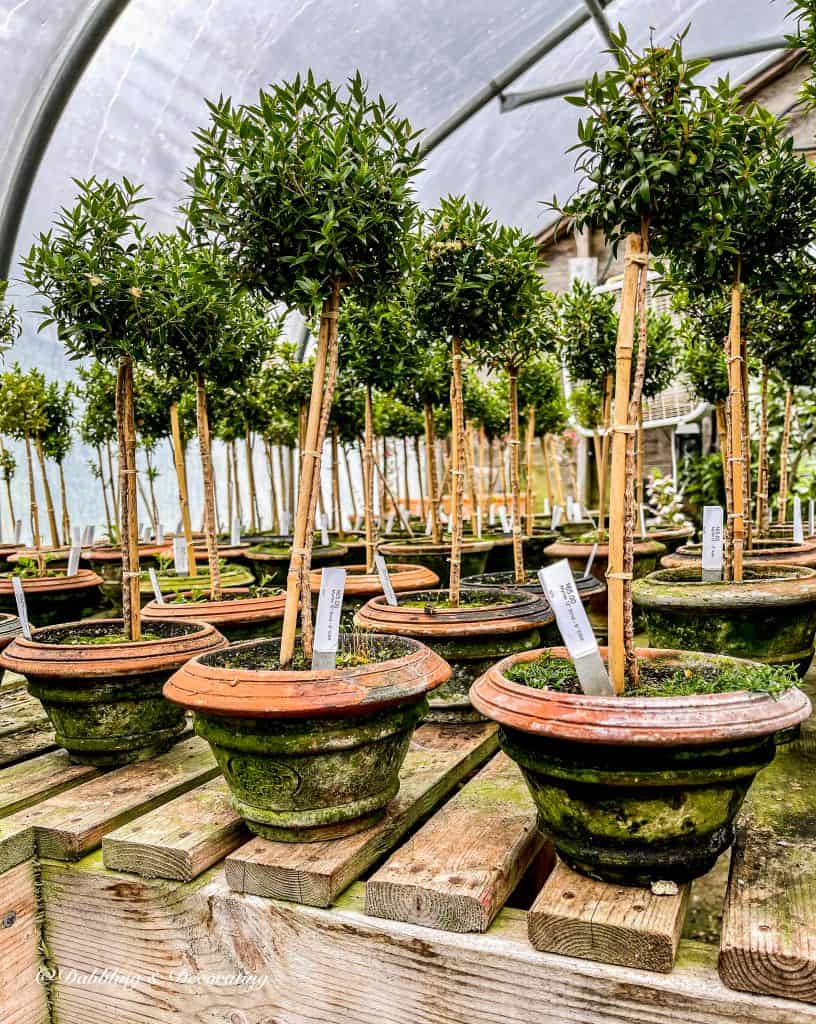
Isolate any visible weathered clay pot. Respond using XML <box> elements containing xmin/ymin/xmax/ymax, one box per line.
<box><xmin>461</xmin><ymin>569</ymin><xmax>606</xmax><ymax>606</ymax></box>
<box><xmin>142</xmin><ymin>588</ymin><xmax>286</xmax><ymax>642</ymax></box>
<box><xmin>542</xmin><ymin>539</ymin><xmax>666</xmax><ymax>614</ymax></box>
<box><xmin>645</xmin><ymin>523</ymin><xmax>695</xmax><ymax>553</ymax></box>
<box><xmin>87</xmin><ymin>544</ymin><xmax>167</xmax><ymax>581</ymax></box>
<box><xmin>0</xmin><ymin>569</ymin><xmax>103</xmax><ymax>627</ymax></box>
<box><xmin>378</xmin><ymin>539</ymin><xmax>493</xmax><ymax>587</ymax></box>
<box><xmin>8</xmin><ymin>546</ymin><xmax>75</xmax><ymax>570</ymax></box>
<box><xmin>633</xmin><ymin>564</ymin><xmax>816</xmax><ymax>675</ymax></box>
<box><xmin>0</xmin><ymin>545</ymin><xmax>20</xmax><ymax>573</ymax></box>
<box><xmin>309</xmin><ymin>563</ymin><xmax>440</xmax><ymax>608</ymax></box>
<box><xmin>0</xmin><ymin>618</ymin><xmax>227</xmax><ymax>766</ymax></box>
<box><xmin>246</xmin><ymin>540</ymin><xmax>349</xmax><ymax>585</ymax></box>
<box><xmin>0</xmin><ymin>613</ymin><xmax>22</xmax><ymax>651</ymax></box>
<box><xmin>470</xmin><ymin>646</ymin><xmax>812</xmax><ymax>886</ymax></box>
<box><xmin>355</xmin><ymin>588</ymin><xmax>555</xmax><ymax>722</ymax></box>
<box><xmin>163</xmin><ymin>634</ymin><xmax>449</xmax><ymax>841</ymax></box>
<box><xmin>482</xmin><ymin>531</ymin><xmax>558</xmax><ymax>574</ymax></box>
<box><xmin>557</xmin><ymin>521</ymin><xmax>596</xmax><ymax>539</ymax></box>
<box><xmin>662</xmin><ymin>538</ymin><xmax>816</xmax><ymax>570</ymax></box>
<box><xmin>138</xmin><ymin>563</ymin><xmax>254</xmax><ymax>605</ymax></box>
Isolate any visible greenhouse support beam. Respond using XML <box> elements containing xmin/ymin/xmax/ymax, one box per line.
<box><xmin>419</xmin><ymin>3</ymin><xmax>593</xmax><ymax>155</ymax></box>
<box><xmin>500</xmin><ymin>35</ymin><xmax>791</xmax><ymax>112</ymax></box>
<box><xmin>581</xmin><ymin>0</ymin><xmax>614</xmax><ymax>51</ymax></box>
<box><xmin>0</xmin><ymin>0</ymin><xmax>131</xmax><ymax>280</ymax></box>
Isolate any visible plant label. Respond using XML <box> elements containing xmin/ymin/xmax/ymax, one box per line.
<box><xmin>71</xmin><ymin>526</ymin><xmax>81</xmax><ymax>546</ymax></box>
<box><xmin>425</xmin><ymin>511</ymin><xmax>432</xmax><ymax>536</ymax></box>
<box><xmin>385</xmin><ymin>511</ymin><xmax>395</xmax><ymax>535</ymax></box>
<box><xmin>173</xmin><ymin>537</ymin><xmax>188</xmax><ymax>576</ymax></box>
<box><xmin>374</xmin><ymin>553</ymin><xmax>398</xmax><ymax>606</ymax></box>
<box><xmin>439</xmin><ymin>508</ymin><xmax>449</xmax><ymax>525</ymax></box>
<box><xmin>67</xmin><ymin>546</ymin><xmax>81</xmax><ymax>577</ymax></box>
<box><xmin>12</xmin><ymin>577</ymin><xmax>31</xmax><ymax>639</ymax></box>
<box><xmin>701</xmin><ymin>506</ymin><xmax>724</xmax><ymax>582</ymax></box>
<box><xmin>793</xmin><ymin>496</ymin><xmax>805</xmax><ymax>544</ymax></box>
<box><xmin>142</xmin><ymin>525</ymin><xmax>152</xmax><ymax>543</ymax></box>
<box><xmin>551</xmin><ymin>505</ymin><xmax>563</xmax><ymax>530</ymax></box>
<box><xmin>538</xmin><ymin>560</ymin><xmax>612</xmax><ymax>696</ymax></box>
<box><xmin>14</xmin><ymin>519</ymin><xmax>22</xmax><ymax>544</ymax></box>
<box><xmin>810</xmin><ymin>499</ymin><xmax>815</xmax><ymax>537</ymax></box>
<box><xmin>498</xmin><ymin>505</ymin><xmax>510</xmax><ymax>534</ymax></box>
<box><xmin>175</xmin><ymin>520</ymin><xmax>183</xmax><ymax>536</ymax></box>
<box><xmin>488</xmin><ymin>503</ymin><xmax>496</xmax><ymax>525</ymax></box>
<box><xmin>319</xmin><ymin>513</ymin><xmax>330</xmax><ymax>547</ymax></box>
<box><xmin>543</xmin><ymin>497</ymin><xmax>551</xmax><ymax>517</ymax></box>
<box><xmin>156</xmin><ymin>523</ymin><xmax>164</xmax><ymax>545</ymax></box>
<box><xmin>230</xmin><ymin>518</ymin><xmax>241</xmax><ymax>547</ymax></box>
<box><xmin>566</xmin><ymin>495</ymin><xmax>574</xmax><ymax>521</ymax></box>
<box><xmin>639</xmin><ymin>503</ymin><xmax>647</xmax><ymax>540</ymax></box>
<box><xmin>81</xmin><ymin>525</ymin><xmax>95</xmax><ymax>546</ymax></box>
<box><xmin>281</xmin><ymin>511</ymin><xmax>292</xmax><ymax>536</ymax></box>
<box><xmin>312</xmin><ymin>566</ymin><xmax>346</xmax><ymax>671</ymax></box>
<box><xmin>584</xmin><ymin>542</ymin><xmax>598</xmax><ymax>579</ymax></box>
<box><xmin>148</xmin><ymin>568</ymin><xmax>164</xmax><ymax>604</ymax></box>
<box><xmin>475</xmin><ymin>507</ymin><xmax>482</xmax><ymax>536</ymax></box>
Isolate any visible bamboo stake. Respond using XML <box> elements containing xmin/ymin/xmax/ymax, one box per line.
<box><xmin>777</xmin><ymin>386</ymin><xmax>793</xmax><ymax>526</ymax></box>
<box><xmin>607</xmin><ymin>232</ymin><xmax>643</xmax><ymax>695</ymax></box>
<box><xmin>524</xmin><ymin>405</ymin><xmax>536</xmax><ymax>538</ymax></box>
<box><xmin>448</xmin><ymin>336</ymin><xmax>466</xmax><ymax>605</ymax></box>
<box><xmin>115</xmin><ymin>356</ymin><xmax>140</xmax><ymax>642</ymax></box>
<box><xmin>726</xmin><ymin>258</ymin><xmax>745</xmax><ymax>581</ymax></box>
<box><xmin>507</xmin><ymin>370</ymin><xmax>525</xmax><ymax>583</ymax></box>
<box><xmin>170</xmin><ymin>403</ymin><xmax>196</xmax><ymax>577</ymax></box>
<box><xmin>245</xmin><ymin>431</ymin><xmax>259</xmax><ymax>535</ymax></box>
<box><xmin>488</xmin><ymin>439</ymin><xmax>497</xmax><ymax>504</ymax></box>
<box><xmin>378</xmin><ymin>438</ymin><xmax>387</xmax><ymax>521</ymax></box>
<box><xmin>363</xmin><ymin>389</ymin><xmax>376</xmax><ymax>573</ymax></box>
<box><xmin>549</xmin><ymin>435</ymin><xmax>565</xmax><ymax>506</ymax></box>
<box><xmin>423</xmin><ymin>402</ymin><xmax>441</xmax><ymax>543</ymax></box>
<box><xmin>196</xmin><ymin>373</ymin><xmax>221</xmax><ymax>600</ymax></box>
<box><xmin>34</xmin><ymin>436</ymin><xmax>59</xmax><ymax>548</ymax></box>
<box><xmin>24</xmin><ymin>435</ymin><xmax>43</xmax><ymax>573</ymax></box>
<box><xmin>414</xmin><ymin>435</ymin><xmax>426</xmax><ymax>518</ymax></box>
<box><xmin>95</xmin><ymin>446</ymin><xmax>112</xmax><ymax>540</ymax></box>
<box><xmin>756</xmin><ymin>364</ymin><xmax>769</xmax><ymax>535</ymax></box>
<box><xmin>279</xmin><ymin>285</ymin><xmax>339</xmax><ymax>667</ymax></box>
<box><xmin>58</xmin><ymin>461</ymin><xmax>70</xmax><ymax>545</ymax></box>
<box><xmin>716</xmin><ymin>402</ymin><xmax>733</xmax><ymax>580</ymax></box>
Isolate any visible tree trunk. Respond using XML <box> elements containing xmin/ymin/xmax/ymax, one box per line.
<box><xmin>58</xmin><ymin>461</ymin><xmax>70</xmax><ymax>545</ymax></box>
<box><xmin>170</xmin><ymin>403</ymin><xmax>196</xmax><ymax>577</ymax></box>
<box><xmin>448</xmin><ymin>337</ymin><xmax>466</xmax><ymax>605</ymax></box>
<box><xmin>24</xmin><ymin>435</ymin><xmax>43</xmax><ymax>573</ymax></box>
<box><xmin>777</xmin><ymin>387</ymin><xmax>794</xmax><ymax>526</ymax></box>
<box><xmin>726</xmin><ymin>258</ymin><xmax>745</xmax><ymax>581</ymax></box>
<box><xmin>756</xmin><ymin>365</ymin><xmax>769</xmax><ymax>536</ymax></box>
<box><xmin>225</xmin><ymin>444</ymin><xmax>234</xmax><ymax>528</ymax></box>
<box><xmin>477</xmin><ymin>426</ymin><xmax>486</xmax><ymax>529</ymax></box>
<box><xmin>524</xmin><ymin>406</ymin><xmax>536</xmax><ymax>537</ymax></box>
<box><xmin>635</xmin><ymin>407</ymin><xmax>644</xmax><ymax>511</ymax></box>
<box><xmin>423</xmin><ymin>402</ymin><xmax>441</xmax><ymax>543</ymax></box>
<box><xmin>96</xmin><ymin>446</ymin><xmax>112</xmax><ymax>539</ymax></box>
<box><xmin>115</xmin><ymin>356</ymin><xmax>140</xmax><ymax>641</ymax></box>
<box><xmin>34</xmin><ymin>436</ymin><xmax>59</xmax><ymax>548</ymax></box>
<box><xmin>363</xmin><ymin>388</ymin><xmax>376</xmax><ymax>573</ymax></box>
<box><xmin>507</xmin><ymin>369</ymin><xmax>525</xmax><ymax>583</ymax></box>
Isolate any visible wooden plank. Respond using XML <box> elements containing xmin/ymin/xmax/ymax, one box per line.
<box><xmin>528</xmin><ymin>858</ymin><xmax>691</xmax><ymax>973</ymax></box>
<box><xmin>225</xmin><ymin>721</ymin><xmax>499</xmax><ymax>907</ymax></box>
<box><xmin>719</xmin><ymin>697</ymin><xmax>816</xmax><ymax>1003</ymax></box>
<box><xmin>102</xmin><ymin>776</ymin><xmax>248</xmax><ymax>881</ymax></box>
<box><xmin>0</xmin><ymin>685</ymin><xmax>48</xmax><ymax>738</ymax></box>
<box><xmin>366</xmin><ymin>751</ymin><xmax>544</xmax><ymax>932</ymax></box>
<box><xmin>0</xmin><ymin>748</ymin><xmax>99</xmax><ymax>818</ymax></box>
<box><xmin>41</xmin><ymin>856</ymin><xmax>816</xmax><ymax>1024</ymax></box>
<box><xmin>0</xmin><ymin>722</ymin><xmax>57</xmax><ymax>768</ymax></box>
<box><xmin>0</xmin><ymin>736</ymin><xmax>217</xmax><ymax>873</ymax></box>
<box><xmin>0</xmin><ymin>860</ymin><xmax>49</xmax><ymax>1024</ymax></box>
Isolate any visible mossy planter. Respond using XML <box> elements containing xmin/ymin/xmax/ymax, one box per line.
<box><xmin>461</xmin><ymin>569</ymin><xmax>606</xmax><ymax>607</ymax></box>
<box><xmin>142</xmin><ymin>587</ymin><xmax>286</xmax><ymax>642</ymax></box>
<box><xmin>378</xmin><ymin>539</ymin><xmax>493</xmax><ymax>587</ymax></box>
<box><xmin>138</xmin><ymin>563</ymin><xmax>254</xmax><ymax>606</ymax></box>
<box><xmin>662</xmin><ymin>538</ymin><xmax>816</xmax><ymax>570</ymax></box>
<box><xmin>0</xmin><ymin>569</ymin><xmax>103</xmax><ymax>627</ymax></box>
<box><xmin>0</xmin><ymin>613</ymin><xmax>22</xmax><ymax>651</ymax></box>
<box><xmin>542</xmin><ymin>539</ymin><xmax>666</xmax><ymax>614</ymax></box>
<box><xmin>163</xmin><ymin>634</ymin><xmax>449</xmax><ymax>842</ymax></box>
<box><xmin>309</xmin><ymin>562</ymin><xmax>440</xmax><ymax>610</ymax></box>
<box><xmin>646</xmin><ymin>523</ymin><xmax>695</xmax><ymax>553</ymax></box>
<box><xmin>354</xmin><ymin>588</ymin><xmax>554</xmax><ymax>723</ymax></box>
<box><xmin>246</xmin><ymin>540</ymin><xmax>349</xmax><ymax>585</ymax></box>
<box><xmin>633</xmin><ymin>564</ymin><xmax>816</xmax><ymax>675</ymax></box>
<box><xmin>0</xmin><ymin>618</ymin><xmax>227</xmax><ymax>766</ymax></box>
<box><xmin>470</xmin><ymin>646</ymin><xmax>812</xmax><ymax>886</ymax></box>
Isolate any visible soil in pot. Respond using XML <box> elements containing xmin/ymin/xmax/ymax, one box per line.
<box><xmin>137</xmin><ymin>563</ymin><xmax>255</xmax><ymax>606</ymax></box>
<box><xmin>462</xmin><ymin>569</ymin><xmax>606</xmax><ymax>607</ymax></box>
<box><xmin>163</xmin><ymin>633</ymin><xmax>449</xmax><ymax>842</ymax></box>
<box><xmin>378</xmin><ymin>538</ymin><xmax>493</xmax><ymax>588</ymax></box>
<box><xmin>542</xmin><ymin>538</ymin><xmax>666</xmax><ymax>614</ymax></box>
<box><xmin>142</xmin><ymin>586</ymin><xmax>287</xmax><ymax>642</ymax></box>
<box><xmin>246</xmin><ymin>540</ymin><xmax>349</xmax><ymax>585</ymax></box>
<box><xmin>470</xmin><ymin>646</ymin><xmax>810</xmax><ymax>886</ymax></box>
<box><xmin>0</xmin><ymin>617</ymin><xmax>227</xmax><ymax>766</ymax></box>
<box><xmin>0</xmin><ymin>568</ymin><xmax>103</xmax><ymax>627</ymax></box>
<box><xmin>633</xmin><ymin>565</ymin><xmax>816</xmax><ymax>675</ymax></box>
<box><xmin>354</xmin><ymin>587</ymin><xmax>555</xmax><ymax>723</ymax></box>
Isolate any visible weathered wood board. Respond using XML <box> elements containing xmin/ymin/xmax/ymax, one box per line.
<box><xmin>0</xmin><ymin>860</ymin><xmax>49</xmax><ymax>1024</ymax></box>
<box><xmin>0</xmin><ymin>684</ymin><xmax>48</xmax><ymax>738</ymax></box>
<box><xmin>0</xmin><ymin>749</ymin><xmax>99</xmax><ymax>818</ymax></box>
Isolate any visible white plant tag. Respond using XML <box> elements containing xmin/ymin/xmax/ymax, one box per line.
<box><xmin>71</xmin><ymin>526</ymin><xmax>81</xmax><ymax>546</ymax></box>
<box><xmin>281</xmin><ymin>511</ymin><xmax>292</xmax><ymax>536</ymax></box>
<box><xmin>702</xmin><ymin>505</ymin><xmax>724</xmax><ymax>582</ymax></box>
<box><xmin>385</xmin><ymin>511</ymin><xmax>395</xmax><ymax>535</ymax></box>
<box><xmin>584</xmin><ymin>542</ymin><xmax>598</xmax><ymax>579</ymax></box>
<box><xmin>639</xmin><ymin>503</ymin><xmax>647</xmax><ymax>540</ymax></box>
<box><xmin>793</xmin><ymin>496</ymin><xmax>805</xmax><ymax>544</ymax></box>
<box><xmin>175</xmin><ymin>519</ymin><xmax>183</xmax><ymax>535</ymax></box>
<box><xmin>14</xmin><ymin>520</ymin><xmax>23</xmax><ymax>544</ymax></box>
<box><xmin>81</xmin><ymin>525</ymin><xmax>95</xmax><ymax>546</ymax></box>
<box><xmin>12</xmin><ymin>577</ymin><xmax>31</xmax><ymax>639</ymax></box>
<box><xmin>439</xmin><ymin>508</ymin><xmax>449</xmax><ymax>525</ymax></box>
<box><xmin>488</xmin><ymin>503</ymin><xmax>496</xmax><ymax>526</ymax></box>
<box><xmin>142</xmin><ymin>525</ymin><xmax>152</xmax><ymax>543</ymax></box>
<box><xmin>148</xmin><ymin>568</ymin><xmax>164</xmax><ymax>604</ymax></box>
<box><xmin>424</xmin><ymin>511</ymin><xmax>432</xmax><ymax>536</ymax></box>
<box><xmin>566</xmin><ymin>495</ymin><xmax>574</xmax><ymax>521</ymax></box>
<box><xmin>498</xmin><ymin>505</ymin><xmax>510</xmax><ymax>534</ymax></box>
<box><xmin>66</xmin><ymin>546</ymin><xmax>81</xmax><ymax>577</ymax></box>
<box><xmin>475</xmin><ymin>507</ymin><xmax>482</xmax><ymax>536</ymax></box>
<box><xmin>312</xmin><ymin>566</ymin><xmax>346</xmax><ymax>670</ymax></box>
<box><xmin>156</xmin><ymin>523</ymin><xmax>164</xmax><ymax>545</ymax></box>
<box><xmin>538</xmin><ymin>561</ymin><xmax>612</xmax><ymax>696</ymax></box>
<box><xmin>228</xmin><ymin>517</ymin><xmax>240</xmax><ymax>547</ymax></box>
<box><xmin>551</xmin><ymin>505</ymin><xmax>563</xmax><ymax>530</ymax></box>
<box><xmin>319</xmin><ymin>513</ymin><xmax>330</xmax><ymax>547</ymax></box>
<box><xmin>374</xmin><ymin>553</ymin><xmax>398</xmax><ymax>606</ymax></box>
<box><xmin>173</xmin><ymin>536</ymin><xmax>188</xmax><ymax>576</ymax></box>
<box><xmin>543</xmin><ymin>497</ymin><xmax>551</xmax><ymax>517</ymax></box>
<box><xmin>810</xmin><ymin>499</ymin><xmax>815</xmax><ymax>537</ymax></box>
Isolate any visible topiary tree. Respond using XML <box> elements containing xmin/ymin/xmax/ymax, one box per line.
<box><xmin>0</xmin><ymin>447</ymin><xmax>15</xmax><ymax>530</ymax></box>
<box><xmin>41</xmin><ymin>380</ymin><xmax>76</xmax><ymax>544</ymax></box>
<box><xmin>0</xmin><ymin>365</ymin><xmax>48</xmax><ymax>566</ymax></box>
<box><xmin>186</xmin><ymin>72</ymin><xmax>421</xmax><ymax>665</ymax></box>
<box><xmin>0</xmin><ymin>281</ymin><xmax>21</xmax><ymax>353</ymax></box>
<box><xmin>23</xmin><ymin>177</ymin><xmax>153</xmax><ymax>639</ymax></box>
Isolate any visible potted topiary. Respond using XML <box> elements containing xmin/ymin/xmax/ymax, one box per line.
<box><xmin>3</xmin><ymin>178</ymin><xmax>226</xmax><ymax>766</ymax></box>
<box><xmin>472</xmin><ymin>32</ymin><xmax>812</xmax><ymax>885</ymax></box>
<box><xmin>164</xmin><ymin>72</ymin><xmax>448</xmax><ymax>839</ymax></box>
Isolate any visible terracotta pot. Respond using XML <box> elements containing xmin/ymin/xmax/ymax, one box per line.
<box><xmin>309</xmin><ymin>563</ymin><xmax>440</xmax><ymax>607</ymax></box>
<box><xmin>354</xmin><ymin>587</ymin><xmax>554</xmax><ymax>723</ymax></box>
<box><xmin>645</xmin><ymin>522</ymin><xmax>695</xmax><ymax>553</ymax></box>
<box><xmin>0</xmin><ymin>568</ymin><xmax>103</xmax><ymax>627</ymax></box>
<box><xmin>138</xmin><ymin>563</ymin><xmax>255</xmax><ymax>605</ymax></box>
<box><xmin>461</xmin><ymin>569</ymin><xmax>606</xmax><ymax>606</ymax></box>
<box><xmin>164</xmin><ymin>634</ymin><xmax>449</xmax><ymax>841</ymax></box>
<box><xmin>142</xmin><ymin>587</ymin><xmax>286</xmax><ymax>642</ymax></box>
<box><xmin>481</xmin><ymin>531</ymin><xmax>558</xmax><ymax>574</ymax></box>
<box><xmin>9</xmin><ymin>546</ymin><xmax>75</xmax><ymax>570</ymax></box>
<box><xmin>378</xmin><ymin>539</ymin><xmax>493</xmax><ymax>587</ymax></box>
<box><xmin>470</xmin><ymin>645</ymin><xmax>811</xmax><ymax>885</ymax></box>
<box><xmin>246</xmin><ymin>540</ymin><xmax>349</xmax><ymax>585</ymax></box>
<box><xmin>0</xmin><ymin>613</ymin><xmax>22</xmax><ymax>651</ymax></box>
<box><xmin>1</xmin><ymin>618</ymin><xmax>227</xmax><ymax>766</ymax></box>
<box><xmin>633</xmin><ymin>564</ymin><xmax>816</xmax><ymax>675</ymax></box>
<box><xmin>0</xmin><ymin>545</ymin><xmax>20</xmax><ymax>573</ymax></box>
<box><xmin>86</xmin><ymin>544</ymin><xmax>167</xmax><ymax>586</ymax></box>
<box><xmin>662</xmin><ymin>538</ymin><xmax>816</xmax><ymax>570</ymax></box>
<box><xmin>542</xmin><ymin>539</ymin><xmax>666</xmax><ymax>614</ymax></box>
<box><xmin>556</xmin><ymin>521</ymin><xmax>596</xmax><ymax>539</ymax></box>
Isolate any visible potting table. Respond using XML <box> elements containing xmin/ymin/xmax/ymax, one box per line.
<box><xmin>1</xmin><ymin>671</ymin><xmax>814</xmax><ymax>1024</ymax></box>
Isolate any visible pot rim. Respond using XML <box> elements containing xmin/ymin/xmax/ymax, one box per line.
<box><xmin>675</xmin><ymin>539</ymin><xmax>816</xmax><ymax>557</ymax></box>
<box><xmin>0</xmin><ymin>567</ymin><xmax>103</xmax><ymax>592</ymax></box>
<box><xmin>142</xmin><ymin>588</ymin><xmax>286</xmax><ymax>624</ymax></box>
<box><xmin>378</xmin><ymin>539</ymin><xmax>494</xmax><ymax>555</ymax></box>
<box><xmin>633</xmin><ymin>563</ymin><xmax>816</xmax><ymax>610</ymax></box>
<box><xmin>86</xmin><ymin>544</ymin><xmax>167</xmax><ymax>562</ymax></box>
<box><xmin>246</xmin><ymin>542</ymin><xmax>348</xmax><ymax>561</ymax></box>
<box><xmin>542</xmin><ymin>539</ymin><xmax>667</xmax><ymax>558</ymax></box>
<box><xmin>309</xmin><ymin>562</ymin><xmax>440</xmax><ymax>594</ymax></box>
<box><xmin>162</xmin><ymin>632</ymin><xmax>451</xmax><ymax>719</ymax></box>
<box><xmin>0</xmin><ymin>617</ymin><xmax>228</xmax><ymax>678</ymax></box>
<box><xmin>469</xmin><ymin>645</ymin><xmax>812</xmax><ymax>746</ymax></box>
